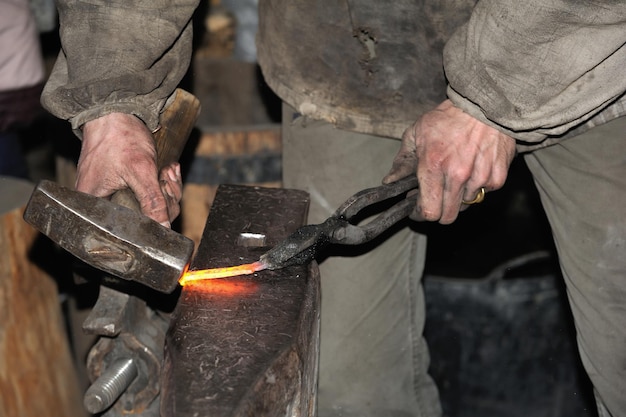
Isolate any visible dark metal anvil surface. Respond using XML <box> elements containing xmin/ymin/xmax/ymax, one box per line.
<box><xmin>161</xmin><ymin>185</ymin><xmax>320</xmax><ymax>417</ymax></box>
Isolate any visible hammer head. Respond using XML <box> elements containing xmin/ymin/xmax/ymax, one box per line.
<box><xmin>23</xmin><ymin>180</ymin><xmax>194</xmax><ymax>293</ymax></box>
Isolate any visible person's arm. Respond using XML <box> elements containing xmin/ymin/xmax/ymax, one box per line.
<box><xmin>42</xmin><ymin>0</ymin><xmax>199</xmax><ymax>132</ymax></box>
<box><xmin>385</xmin><ymin>0</ymin><xmax>626</xmax><ymax>224</ymax></box>
<box><xmin>41</xmin><ymin>0</ymin><xmax>198</xmax><ymax>225</ymax></box>
<box><xmin>443</xmin><ymin>0</ymin><xmax>626</xmax><ymax>145</ymax></box>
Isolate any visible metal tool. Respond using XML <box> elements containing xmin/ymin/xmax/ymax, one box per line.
<box><xmin>259</xmin><ymin>175</ymin><xmax>418</xmax><ymax>270</ymax></box>
<box><xmin>23</xmin><ymin>90</ymin><xmax>199</xmax><ymax>294</ymax></box>
<box><xmin>23</xmin><ymin>179</ymin><xmax>194</xmax><ymax>293</ymax></box>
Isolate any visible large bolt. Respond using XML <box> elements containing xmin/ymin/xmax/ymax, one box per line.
<box><xmin>84</xmin><ymin>358</ymin><xmax>138</xmax><ymax>414</ymax></box>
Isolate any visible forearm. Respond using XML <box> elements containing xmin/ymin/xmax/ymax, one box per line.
<box><xmin>444</xmin><ymin>0</ymin><xmax>626</xmax><ymax>145</ymax></box>
<box><xmin>41</xmin><ymin>0</ymin><xmax>199</xmax><ymax>132</ymax></box>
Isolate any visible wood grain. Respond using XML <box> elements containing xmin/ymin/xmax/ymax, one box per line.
<box><xmin>0</xmin><ymin>177</ymin><xmax>84</xmax><ymax>417</ymax></box>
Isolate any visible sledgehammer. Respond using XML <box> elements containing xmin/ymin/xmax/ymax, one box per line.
<box><xmin>23</xmin><ymin>89</ymin><xmax>199</xmax><ymax>293</ymax></box>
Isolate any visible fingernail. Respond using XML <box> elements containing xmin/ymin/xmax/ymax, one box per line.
<box><xmin>160</xmin><ymin>221</ymin><xmax>171</xmax><ymax>228</ymax></box>
<box><xmin>163</xmin><ymin>183</ymin><xmax>175</xmax><ymax>199</ymax></box>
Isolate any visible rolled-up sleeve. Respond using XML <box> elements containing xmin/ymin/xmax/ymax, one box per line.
<box><xmin>41</xmin><ymin>0</ymin><xmax>199</xmax><ymax>133</ymax></box>
<box><xmin>443</xmin><ymin>0</ymin><xmax>626</xmax><ymax>147</ymax></box>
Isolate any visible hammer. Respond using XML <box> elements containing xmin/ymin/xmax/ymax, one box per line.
<box><xmin>24</xmin><ymin>89</ymin><xmax>199</xmax><ymax>293</ymax></box>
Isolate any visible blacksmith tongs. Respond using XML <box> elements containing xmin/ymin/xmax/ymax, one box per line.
<box><xmin>258</xmin><ymin>176</ymin><xmax>418</xmax><ymax>270</ymax></box>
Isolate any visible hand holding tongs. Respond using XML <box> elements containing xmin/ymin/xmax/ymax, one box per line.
<box><xmin>258</xmin><ymin>176</ymin><xmax>418</xmax><ymax>270</ymax></box>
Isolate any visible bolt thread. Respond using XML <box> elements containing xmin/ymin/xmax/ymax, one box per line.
<box><xmin>84</xmin><ymin>358</ymin><xmax>138</xmax><ymax>414</ymax></box>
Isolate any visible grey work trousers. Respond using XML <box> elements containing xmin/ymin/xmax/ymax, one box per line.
<box><xmin>525</xmin><ymin>116</ymin><xmax>626</xmax><ymax>417</ymax></box>
<box><xmin>281</xmin><ymin>106</ymin><xmax>441</xmax><ymax>417</ymax></box>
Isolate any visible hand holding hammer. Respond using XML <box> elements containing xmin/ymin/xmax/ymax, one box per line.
<box><xmin>78</xmin><ymin>112</ymin><xmax>182</xmax><ymax>228</ymax></box>
<box><xmin>24</xmin><ymin>89</ymin><xmax>199</xmax><ymax>293</ymax></box>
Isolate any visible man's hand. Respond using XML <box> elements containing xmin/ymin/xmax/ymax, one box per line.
<box><xmin>384</xmin><ymin>100</ymin><xmax>516</xmax><ymax>224</ymax></box>
<box><xmin>77</xmin><ymin>112</ymin><xmax>182</xmax><ymax>227</ymax></box>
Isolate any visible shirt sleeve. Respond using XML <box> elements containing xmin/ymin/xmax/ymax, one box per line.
<box><xmin>443</xmin><ymin>0</ymin><xmax>626</xmax><ymax>146</ymax></box>
<box><xmin>41</xmin><ymin>0</ymin><xmax>199</xmax><ymax>133</ymax></box>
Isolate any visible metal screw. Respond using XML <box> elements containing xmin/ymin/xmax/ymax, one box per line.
<box><xmin>84</xmin><ymin>358</ymin><xmax>138</xmax><ymax>414</ymax></box>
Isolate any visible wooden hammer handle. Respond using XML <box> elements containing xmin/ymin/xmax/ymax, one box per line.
<box><xmin>111</xmin><ymin>89</ymin><xmax>201</xmax><ymax>211</ymax></box>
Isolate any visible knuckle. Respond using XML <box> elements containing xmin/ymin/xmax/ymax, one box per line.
<box><xmin>447</xmin><ymin>164</ymin><xmax>472</xmax><ymax>183</ymax></box>
<box><xmin>492</xmin><ymin>168</ymin><xmax>509</xmax><ymax>189</ymax></box>
<box><xmin>420</xmin><ymin>207</ymin><xmax>440</xmax><ymax>222</ymax></box>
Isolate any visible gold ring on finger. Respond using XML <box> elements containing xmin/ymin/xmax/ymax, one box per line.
<box><xmin>462</xmin><ymin>187</ymin><xmax>486</xmax><ymax>205</ymax></box>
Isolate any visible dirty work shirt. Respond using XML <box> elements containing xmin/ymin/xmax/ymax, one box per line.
<box><xmin>41</xmin><ymin>0</ymin><xmax>199</xmax><ymax>134</ymax></box>
<box><xmin>258</xmin><ymin>1</ymin><xmax>626</xmax><ymax>149</ymax></box>
<box><xmin>443</xmin><ymin>0</ymin><xmax>626</xmax><ymax>151</ymax></box>
<box><xmin>257</xmin><ymin>0</ymin><xmax>478</xmax><ymax>140</ymax></box>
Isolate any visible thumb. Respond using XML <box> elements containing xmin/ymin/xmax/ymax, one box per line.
<box><xmin>383</xmin><ymin>126</ymin><xmax>418</xmax><ymax>184</ymax></box>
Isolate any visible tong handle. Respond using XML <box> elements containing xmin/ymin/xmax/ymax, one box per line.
<box><xmin>331</xmin><ymin>191</ymin><xmax>418</xmax><ymax>245</ymax></box>
<box><xmin>334</xmin><ymin>175</ymin><xmax>418</xmax><ymax>219</ymax></box>
<box><xmin>260</xmin><ymin>176</ymin><xmax>419</xmax><ymax>269</ymax></box>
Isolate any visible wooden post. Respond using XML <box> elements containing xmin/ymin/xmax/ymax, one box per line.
<box><xmin>0</xmin><ymin>177</ymin><xmax>84</xmax><ymax>417</ymax></box>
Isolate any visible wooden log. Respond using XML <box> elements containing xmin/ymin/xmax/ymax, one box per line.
<box><xmin>0</xmin><ymin>177</ymin><xmax>84</xmax><ymax>417</ymax></box>
<box><xmin>162</xmin><ymin>184</ymin><xmax>319</xmax><ymax>417</ymax></box>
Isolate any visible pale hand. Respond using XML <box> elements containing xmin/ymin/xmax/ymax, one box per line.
<box><xmin>384</xmin><ymin>100</ymin><xmax>516</xmax><ymax>224</ymax></box>
<box><xmin>77</xmin><ymin>113</ymin><xmax>182</xmax><ymax>227</ymax></box>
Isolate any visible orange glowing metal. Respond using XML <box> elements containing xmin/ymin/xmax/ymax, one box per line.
<box><xmin>179</xmin><ymin>261</ymin><xmax>266</xmax><ymax>286</ymax></box>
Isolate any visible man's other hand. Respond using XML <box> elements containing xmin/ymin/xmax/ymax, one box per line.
<box><xmin>384</xmin><ymin>100</ymin><xmax>516</xmax><ymax>224</ymax></box>
<box><xmin>77</xmin><ymin>112</ymin><xmax>182</xmax><ymax>227</ymax></box>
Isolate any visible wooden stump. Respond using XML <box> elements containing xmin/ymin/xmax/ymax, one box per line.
<box><xmin>0</xmin><ymin>177</ymin><xmax>84</xmax><ymax>417</ymax></box>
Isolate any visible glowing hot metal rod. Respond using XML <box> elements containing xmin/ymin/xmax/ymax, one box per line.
<box><xmin>178</xmin><ymin>261</ymin><xmax>267</xmax><ymax>286</ymax></box>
